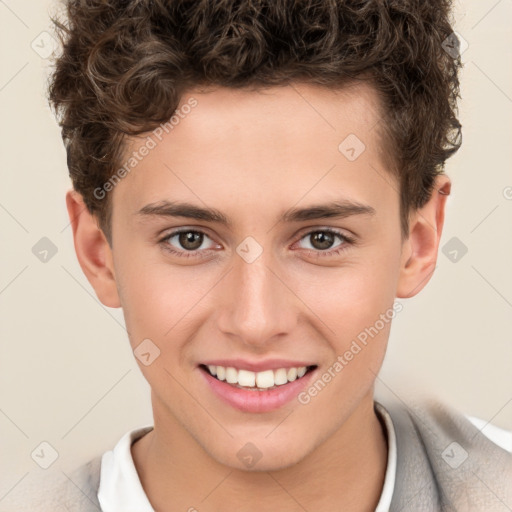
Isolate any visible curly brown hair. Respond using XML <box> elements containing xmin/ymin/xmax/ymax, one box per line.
<box><xmin>48</xmin><ymin>0</ymin><xmax>462</xmax><ymax>245</ymax></box>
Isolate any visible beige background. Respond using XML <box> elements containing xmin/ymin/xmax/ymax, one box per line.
<box><xmin>1</xmin><ymin>0</ymin><xmax>511</xmax><ymax>499</ymax></box>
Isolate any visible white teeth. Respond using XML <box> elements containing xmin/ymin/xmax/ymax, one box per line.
<box><xmin>274</xmin><ymin>368</ymin><xmax>288</xmax><ymax>385</ymax></box>
<box><xmin>238</xmin><ymin>369</ymin><xmax>256</xmax><ymax>387</ymax></box>
<box><xmin>255</xmin><ymin>370</ymin><xmax>274</xmax><ymax>389</ymax></box>
<box><xmin>297</xmin><ymin>367</ymin><xmax>307</xmax><ymax>378</ymax></box>
<box><xmin>225</xmin><ymin>367</ymin><xmax>238</xmax><ymax>384</ymax></box>
<box><xmin>287</xmin><ymin>367</ymin><xmax>298</xmax><ymax>382</ymax></box>
<box><xmin>204</xmin><ymin>364</ymin><xmax>310</xmax><ymax>389</ymax></box>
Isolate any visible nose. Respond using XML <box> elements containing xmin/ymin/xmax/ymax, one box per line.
<box><xmin>215</xmin><ymin>244</ymin><xmax>298</xmax><ymax>348</ymax></box>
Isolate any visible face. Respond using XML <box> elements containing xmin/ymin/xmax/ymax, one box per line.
<box><xmin>109</xmin><ymin>82</ymin><xmax>405</xmax><ymax>470</ymax></box>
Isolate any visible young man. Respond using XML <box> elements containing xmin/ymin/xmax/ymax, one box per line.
<box><xmin>6</xmin><ymin>0</ymin><xmax>511</xmax><ymax>511</ymax></box>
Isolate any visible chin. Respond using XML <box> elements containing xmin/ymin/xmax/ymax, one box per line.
<box><xmin>205</xmin><ymin>435</ymin><xmax>311</xmax><ymax>472</ymax></box>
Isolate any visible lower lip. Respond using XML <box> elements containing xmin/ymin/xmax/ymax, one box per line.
<box><xmin>198</xmin><ymin>366</ymin><xmax>318</xmax><ymax>413</ymax></box>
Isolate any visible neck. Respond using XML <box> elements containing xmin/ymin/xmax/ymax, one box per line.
<box><xmin>132</xmin><ymin>390</ymin><xmax>388</xmax><ymax>512</ymax></box>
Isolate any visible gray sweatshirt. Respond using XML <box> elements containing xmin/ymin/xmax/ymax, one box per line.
<box><xmin>2</xmin><ymin>396</ymin><xmax>511</xmax><ymax>511</ymax></box>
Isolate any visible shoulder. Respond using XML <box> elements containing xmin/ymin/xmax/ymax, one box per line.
<box><xmin>381</xmin><ymin>395</ymin><xmax>512</xmax><ymax>511</ymax></box>
<box><xmin>465</xmin><ymin>414</ymin><xmax>512</xmax><ymax>452</ymax></box>
<box><xmin>403</xmin><ymin>397</ymin><xmax>512</xmax><ymax>458</ymax></box>
<box><xmin>0</xmin><ymin>456</ymin><xmax>102</xmax><ymax>512</ymax></box>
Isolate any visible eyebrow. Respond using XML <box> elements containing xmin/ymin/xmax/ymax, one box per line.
<box><xmin>135</xmin><ymin>199</ymin><xmax>376</xmax><ymax>226</ymax></box>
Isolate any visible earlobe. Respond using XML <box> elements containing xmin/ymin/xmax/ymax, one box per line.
<box><xmin>396</xmin><ymin>175</ymin><xmax>451</xmax><ymax>298</ymax></box>
<box><xmin>65</xmin><ymin>189</ymin><xmax>121</xmax><ymax>308</ymax></box>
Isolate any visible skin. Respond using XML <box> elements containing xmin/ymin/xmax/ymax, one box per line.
<box><xmin>66</xmin><ymin>82</ymin><xmax>451</xmax><ymax>511</ymax></box>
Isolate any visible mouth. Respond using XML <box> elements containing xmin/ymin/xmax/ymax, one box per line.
<box><xmin>199</xmin><ymin>363</ymin><xmax>318</xmax><ymax>391</ymax></box>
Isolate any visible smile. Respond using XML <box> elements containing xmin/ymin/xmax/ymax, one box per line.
<box><xmin>201</xmin><ymin>364</ymin><xmax>316</xmax><ymax>391</ymax></box>
<box><xmin>198</xmin><ymin>362</ymin><xmax>319</xmax><ymax>413</ymax></box>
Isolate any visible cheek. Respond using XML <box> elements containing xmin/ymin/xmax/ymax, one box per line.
<box><xmin>297</xmin><ymin>264</ymin><xmax>397</xmax><ymax>337</ymax></box>
<box><xmin>114</xmin><ymin>251</ymin><xmax>176</xmax><ymax>340</ymax></box>
<box><xmin>115</xmin><ymin>251</ymin><xmax>214</xmax><ymax>351</ymax></box>
<box><xmin>298</xmin><ymin>270</ymin><xmax>395</xmax><ymax>408</ymax></box>
<box><xmin>289</xmin><ymin>247</ymin><xmax>400</xmax><ymax>382</ymax></box>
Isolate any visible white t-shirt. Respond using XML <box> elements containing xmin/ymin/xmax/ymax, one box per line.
<box><xmin>97</xmin><ymin>403</ymin><xmax>512</xmax><ymax>512</ymax></box>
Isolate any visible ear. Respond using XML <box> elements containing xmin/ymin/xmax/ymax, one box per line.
<box><xmin>396</xmin><ymin>174</ymin><xmax>451</xmax><ymax>298</ymax></box>
<box><xmin>65</xmin><ymin>189</ymin><xmax>121</xmax><ymax>308</ymax></box>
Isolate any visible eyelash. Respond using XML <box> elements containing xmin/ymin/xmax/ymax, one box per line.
<box><xmin>158</xmin><ymin>227</ymin><xmax>356</xmax><ymax>259</ymax></box>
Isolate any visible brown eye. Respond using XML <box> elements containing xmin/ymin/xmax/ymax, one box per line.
<box><xmin>159</xmin><ymin>228</ymin><xmax>222</xmax><ymax>259</ymax></box>
<box><xmin>160</xmin><ymin>229</ymin><xmax>217</xmax><ymax>255</ymax></box>
<box><xmin>177</xmin><ymin>231</ymin><xmax>203</xmax><ymax>251</ymax></box>
<box><xmin>295</xmin><ymin>228</ymin><xmax>355</xmax><ymax>258</ymax></box>
<box><xmin>309</xmin><ymin>231</ymin><xmax>336</xmax><ymax>250</ymax></box>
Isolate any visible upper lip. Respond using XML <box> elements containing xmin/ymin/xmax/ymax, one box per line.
<box><xmin>200</xmin><ymin>359</ymin><xmax>317</xmax><ymax>372</ymax></box>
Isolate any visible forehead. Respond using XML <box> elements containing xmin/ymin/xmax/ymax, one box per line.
<box><xmin>164</xmin><ymin>81</ymin><xmax>385</xmax><ymax>161</ymax></box>
<box><xmin>113</xmin><ymin>82</ymin><xmax>395</xmax><ymax>223</ymax></box>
